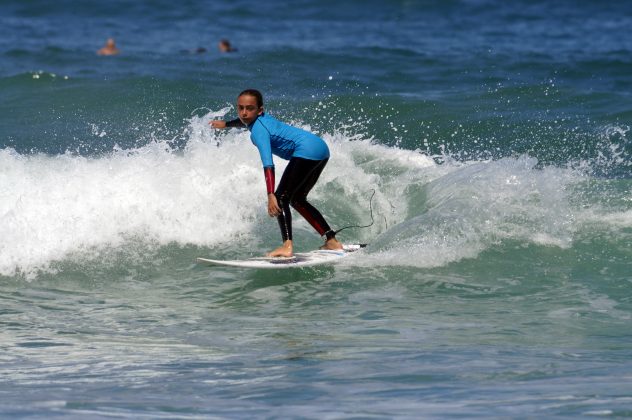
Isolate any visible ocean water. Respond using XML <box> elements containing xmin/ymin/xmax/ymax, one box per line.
<box><xmin>1</xmin><ymin>0</ymin><xmax>632</xmax><ymax>418</ymax></box>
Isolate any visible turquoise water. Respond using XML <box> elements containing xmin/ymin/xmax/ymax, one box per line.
<box><xmin>1</xmin><ymin>0</ymin><xmax>632</xmax><ymax>418</ymax></box>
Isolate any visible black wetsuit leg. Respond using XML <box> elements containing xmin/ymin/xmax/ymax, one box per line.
<box><xmin>275</xmin><ymin>157</ymin><xmax>333</xmax><ymax>241</ymax></box>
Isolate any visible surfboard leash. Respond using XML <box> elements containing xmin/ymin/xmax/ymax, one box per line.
<box><xmin>333</xmin><ymin>189</ymin><xmax>376</xmax><ymax>235</ymax></box>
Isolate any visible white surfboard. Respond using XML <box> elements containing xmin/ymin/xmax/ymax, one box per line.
<box><xmin>196</xmin><ymin>244</ymin><xmax>366</xmax><ymax>269</ymax></box>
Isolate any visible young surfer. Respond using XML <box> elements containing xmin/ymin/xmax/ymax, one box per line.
<box><xmin>209</xmin><ymin>89</ymin><xmax>343</xmax><ymax>257</ymax></box>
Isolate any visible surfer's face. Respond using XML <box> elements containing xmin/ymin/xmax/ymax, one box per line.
<box><xmin>237</xmin><ymin>94</ymin><xmax>263</xmax><ymax>125</ymax></box>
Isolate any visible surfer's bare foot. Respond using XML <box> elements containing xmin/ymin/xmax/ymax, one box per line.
<box><xmin>267</xmin><ymin>240</ymin><xmax>293</xmax><ymax>257</ymax></box>
<box><xmin>320</xmin><ymin>237</ymin><xmax>343</xmax><ymax>250</ymax></box>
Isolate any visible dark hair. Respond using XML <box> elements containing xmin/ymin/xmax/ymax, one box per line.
<box><xmin>238</xmin><ymin>89</ymin><xmax>264</xmax><ymax>108</ymax></box>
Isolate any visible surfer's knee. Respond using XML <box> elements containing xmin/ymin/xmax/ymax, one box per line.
<box><xmin>276</xmin><ymin>193</ymin><xmax>290</xmax><ymax>209</ymax></box>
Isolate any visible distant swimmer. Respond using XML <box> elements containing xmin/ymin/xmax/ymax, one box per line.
<box><xmin>97</xmin><ymin>38</ymin><xmax>119</xmax><ymax>56</ymax></box>
<box><xmin>209</xmin><ymin>89</ymin><xmax>343</xmax><ymax>257</ymax></box>
<box><xmin>218</xmin><ymin>39</ymin><xmax>237</xmax><ymax>53</ymax></box>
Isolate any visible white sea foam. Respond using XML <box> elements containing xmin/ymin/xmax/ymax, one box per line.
<box><xmin>0</xmin><ymin>112</ymin><xmax>428</xmax><ymax>277</ymax></box>
<box><xmin>0</xmin><ymin>111</ymin><xmax>626</xmax><ymax>277</ymax></box>
<box><xmin>358</xmin><ymin>155</ymin><xmax>584</xmax><ymax>268</ymax></box>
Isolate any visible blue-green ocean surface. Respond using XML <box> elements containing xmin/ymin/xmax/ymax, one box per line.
<box><xmin>1</xmin><ymin>0</ymin><xmax>631</xmax><ymax>418</ymax></box>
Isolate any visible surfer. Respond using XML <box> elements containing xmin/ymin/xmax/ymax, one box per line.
<box><xmin>209</xmin><ymin>89</ymin><xmax>343</xmax><ymax>257</ymax></box>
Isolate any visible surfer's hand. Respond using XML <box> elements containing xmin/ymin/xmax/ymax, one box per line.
<box><xmin>267</xmin><ymin>194</ymin><xmax>281</xmax><ymax>217</ymax></box>
<box><xmin>209</xmin><ymin>120</ymin><xmax>226</xmax><ymax>129</ymax></box>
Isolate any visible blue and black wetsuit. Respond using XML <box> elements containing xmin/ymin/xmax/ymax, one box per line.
<box><xmin>226</xmin><ymin>113</ymin><xmax>335</xmax><ymax>241</ymax></box>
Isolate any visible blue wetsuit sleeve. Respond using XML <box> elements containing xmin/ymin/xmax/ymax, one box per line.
<box><xmin>250</xmin><ymin>120</ymin><xmax>274</xmax><ymax>168</ymax></box>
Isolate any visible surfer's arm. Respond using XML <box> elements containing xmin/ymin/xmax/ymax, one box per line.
<box><xmin>209</xmin><ymin>118</ymin><xmax>246</xmax><ymax>129</ymax></box>
<box><xmin>264</xmin><ymin>167</ymin><xmax>275</xmax><ymax>194</ymax></box>
<box><xmin>250</xmin><ymin>124</ymin><xmax>280</xmax><ymax>215</ymax></box>
<box><xmin>264</xmin><ymin>166</ymin><xmax>281</xmax><ymax>216</ymax></box>
<box><xmin>251</xmin><ymin>123</ymin><xmax>275</xmax><ymax>168</ymax></box>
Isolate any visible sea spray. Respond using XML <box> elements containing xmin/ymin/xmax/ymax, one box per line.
<box><xmin>0</xmin><ymin>112</ymin><xmax>424</xmax><ymax>277</ymax></box>
<box><xmin>4</xmin><ymin>108</ymin><xmax>629</xmax><ymax>278</ymax></box>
